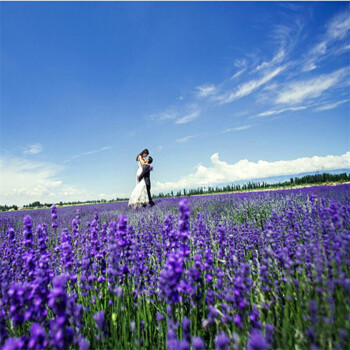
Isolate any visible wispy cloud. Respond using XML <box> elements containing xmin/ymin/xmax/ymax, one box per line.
<box><xmin>302</xmin><ymin>61</ymin><xmax>317</xmax><ymax>73</ymax></box>
<box><xmin>147</xmin><ymin>8</ymin><xmax>349</xmax><ymax>129</ymax></box>
<box><xmin>176</xmin><ymin>135</ymin><xmax>198</xmax><ymax>143</ymax></box>
<box><xmin>23</xmin><ymin>144</ymin><xmax>42</xmax><ymax>155</ymax></box>
<box><xmin>148</xmin><ymin>107</ymin><xmax>178</xmax><ymax>123</ymax></box>
<box><xmin>270</xmin><ymin>18</ymin><xmax>304</xmax><ymax>51</ymax></box>
<box><xmin>256</xmin><ymin>48</ymin><xmax>285</xmax><ymax>72</ymax></box>
<box><xmin>231</xmin><ymin>59</ymin><xmax>247</xmax><ymax>79</ymax></box>
<box><xmin>176</xmin><ymin>131</ymin><xmax>210</xmax><ymax>143</ymax></box>
<box><xmin>234</xmin><ymin>58</ymin><xmax>247</xmax><ymax>68</ymax></box>
<box><xmin>64</xmin><ymin>146</ymin><xmax>112</xmax><ymax>163</ymax></box>
<box><xmin>148</xmin><ymin>105</ymin><xmax>200</xmax><ymax>125</ymax></box>
<box><xmin>302</xmin><ymin>9</ymin><xmax>350</xmax><ymax>72</ymax></box>
<box><xmin>223</xmin><ymin>125</ymin><xmax>253</xmax><ymax>133</ymax></box>
<box><xmin>231</xmin><ymin>68</ymin><xmax>246</xmax><ymax>80</ymax></box>
<box><xmin>314</xmin><ymin>99</ymin><xmax>350</xmax><ymax>112</ymax></box>
<box><xmin>327</xmin><ymin>10</ymin><xmax>350</xmax><ymax>40</ymax></box>
<box><xmin>153</xmin><ymin>151</ymin><xmax>350</xmax><ymax>192</ymax></box>
<box><xmin>215</xmin><ymin>66</ymin><xmax>286</xmax><ymax>105</ymax></box>
<box><xmin>196</xmin><ymin>84</ymin><xmax>216</xmax><ymax>98</ymax></box>
<box><xmin>279</xmin><ymin>2</ymin><xmax>304</xmax><ymax>12</ymax></box>
<box><xmin>175</xmin><ymin>109</ymin><xmax>200</xmax><ymax>124</ymax></box>
<box><xmin>255</xmin><ymin>106</ymin><xmax>308</xmax><ymax>118</ymax></box>
<box><xmin>275</xmin><ymin>67</ymin><xmax>348</xmax><ymax>105</ymax></box>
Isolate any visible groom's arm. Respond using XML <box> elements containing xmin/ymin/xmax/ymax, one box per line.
<box><xmin>138</xmin><ymin>166</ymin><xmax>150</xmax><ymax>182</ymax></box>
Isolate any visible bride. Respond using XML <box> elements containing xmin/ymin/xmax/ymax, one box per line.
<box><xmin>128</xmin><ymin>149</ymin><xmax>150</xmax><ymax>209</ymax></box>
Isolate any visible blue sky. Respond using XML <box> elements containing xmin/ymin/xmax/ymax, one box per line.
<box><xmin>1</xmin><ymin>1</ymin><xmax>349</xmax><ymax>205</ymax></box>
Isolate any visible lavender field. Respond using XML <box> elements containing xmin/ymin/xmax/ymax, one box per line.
<box><xmin>1</xmin><ymin>184</ymin><xmax>350</xmax><ymax>350</ymax></box>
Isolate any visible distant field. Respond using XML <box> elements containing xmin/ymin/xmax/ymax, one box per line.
<box><xmin>6</xmin><ymin>180</ymin><xmax>350</xmax><ymax>213</ymax></box>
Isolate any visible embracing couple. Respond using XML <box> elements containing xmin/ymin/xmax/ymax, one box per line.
<box><xmin>128</xmin><ymin>148</ymin><xmax>155</xmax><ymax>209</ymax></box>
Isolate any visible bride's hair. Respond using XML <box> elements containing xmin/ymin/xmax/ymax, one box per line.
<box><xmin>136</xmin><ymin>149</ymin><xmax>149</xmax><ymax>161</ymax></box>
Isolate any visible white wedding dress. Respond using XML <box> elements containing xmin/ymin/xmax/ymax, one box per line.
<box><xmin>128</xmin><ymin>160</ymin><xmax>149</xmax><ymax>209</ymax></box>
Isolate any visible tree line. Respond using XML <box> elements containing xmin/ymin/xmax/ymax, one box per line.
<box><xmin>0</xmin><ymin>198</ymin><xmax>128</xmax><ymax>212</ymax></box>
<box><xmin>154</xmin><ymin>172</ymin><xmax>350</xmax><ymax>198</ymax></box>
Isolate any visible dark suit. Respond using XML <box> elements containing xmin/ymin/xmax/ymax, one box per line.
<box><xmin>138</xmin><ymin>166</ymin><xmax>155</xmax><ymax>206</ymax></box>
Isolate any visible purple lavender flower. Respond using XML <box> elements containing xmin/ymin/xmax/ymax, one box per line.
<box><xmin>28</xmin><ymin>323</ymin><xmax>47</xmax><ymax>350</ymax></box>
<box><xmin>156</xmin><ymin>312</ymin><xmax>165</xmax><ymax>323</ymax></box>
<box><xmin>247</xmin><ymin>329</ymin><xmax>268</xmax><ymax>350</ymax></box>
<box><xmin>3</xmin><ymin>337</ymin><xmax>26</xmax><ymax>350</ymax></box>
<box><xmin>249</xmin><ymin>304</ymin><xmax>261</xmax><ymax>329</ymax></box>
<box><xmin>167</xmin><ymin>328</ymin><xmax>180</xmax><ymax>350</ymax></box>
<box><xmin>215</xmin><ymin>331</ymin><xmax>230</xmax><ymax>350</ymax></box>
<box><xmin>93</xmin><ymin>310</ymin><xmax>108</xmax><ymax>338</ymax></box>
<box><xmin>178</xmin><ymin>198</ymin><xmax>190</xmax><ymax>257</ymax></box>
<box><xmin>158</xmin><ymin>251</ymin><xmax>184</xmax><ymax>304</ymax></box>
<box><xmin>309</xmin><ymin>299</ymin><xmax>318</xmax><ymax>324</ymax></box>
<box><xmin>179</xmin><ymin>339</ymin><xmax>190</xmax><ymax>350</ymax></box>
<box><xmin>192</xmin><ymin>336</ymin><xmax>205</xmax><ymax>350</ymax></box>
<box><xmin>265</xmin><ymin>324</ymin><xmax>274</xmax><ymax>346</ymax></box>
<box><xmin>23</xmin><ymin>215</ymin><xmax>33</xmax><ymax>248</ymax></box>
<box><xmin>77</xmin><ymin>335</ymin><xmax>89</xmax><ymax>350</ymax></box>
<box><xmin>182</xmin><ymin>317</ymin><xmax>191</xmax><ymax>343</ymax></box>
<box><xmin>51</xmin><ymin>204</ymin><xmax>58</xmax><ymax>228</ymax></box>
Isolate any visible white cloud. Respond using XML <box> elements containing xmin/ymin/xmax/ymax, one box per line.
<box><xmin>327</xmin><ymin>10</ymin><xmax>350</xmax><ymax>40</ymax></box>
<box><xmin>23</xmin><ymin>144</ymin><xmax>42</xmax><ymax>155</ymax></box>
<box><xmin>275</xmin><ymin>67</ymin><xmax>348</xmax><ymax>105</ymax></box>
<box><xmin>314</xmin><ymin>99</ymin><xmax>350</xmax><ymax>112</ymax></box>
<box><xmin>271</xmin><ymin>19</ymin><xmax>304</xmax><ymax>51</ymax></box>
<box><xmin>256</xmin><ymin>106</ymin><xmax>307</xmax><ymax>118</ymax></box>
<box><xmin>175</xmin><ymin>132</ymin><xmax>208</xmax><ymax>143</ymax></box>
<box><xmin>216</xmin><ymin>66</ymin><xmax>286</xmax><ymax>104</ymax></box>
<box><xmin>231</xmin><ymin>59</ymin><xmax>247</xmax><ymax>79</ymax></box>
<box><xmin>341</xmin><ymin>44</ymin><xmax>350</xmax><ymax>51</ymax></box>
<box><xmin>234</xmin><ymin>59</ymin><xmax>247</xmax><ymax>68</ymax></box>
<box><xmin>0</xmin><ymin>157</ymin><xmax>96</xmax><ymax>206</ymax></box>
<box><xmin>176</xmin><ymin>135</ymin><xmax>197</xmax><ymax>143</ymax></box>
<box><xmin>149</xmin><ymin>108</ymin><xmax>178</xmax><ymax>122</ymax></box>
<box><xmin>148</xmin><ymin>9</ymin><xmax>349</xmax><ymax>129</ymax></box>
<box><xmin>312</xmin><ymin>41</ymin><xmax>327</xmax><ymax>56</ymax></box>
<box><xmin>149</xmin><ymin>105</ymin><xmax>200</xmax><ymax>125</ymax></box>
<box><xmin>231</xmin><ymin>68</ymin><xmax>246</xmax><ymax>80</ymax></box>
<box><xmin>256</xmin><ymin>48</ymin><xmax>285</xmax><ymax>71</ymax></box>
<box><xmin>0</xmin><ymin>156</ymin><xmax>129</xmax><ymax>206</ymax></box>
<box><xmin>153</xmin><ymin>152</ymin><xmax>350</xmax><ymax>192</ymax></box>
<box><xmin>223</xmin><ymin>125</ymin><xmax>253</xmax><ymax>133</ymax></box>
<box><xmin>302</xmin><ymin>10</ymin><xmax>350</xmax><ymax>72</ymax></box>
<box><xmin>64</xmin><ymin>146</ymin><xmax>111</xmax><ymax>163</ymax></box>
<box><xmin>302</xmin><ymin>61</ymin><xmax>317</xmax><ymax>72</ymax></box>
<box><xmin>175</xmin><ymin>109</ymin><xmax>200</xmax><ymax>124</ymax></box>
<box><xmin>196</xmin><ymin>84</ymin><xmax>216</xmax><ymax>98</ymax></box>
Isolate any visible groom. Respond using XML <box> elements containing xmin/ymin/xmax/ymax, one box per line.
<box><xmin>138</xmin><ymin>156</ymin><xmax>155</xmax><ymax>207</ymax></box>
